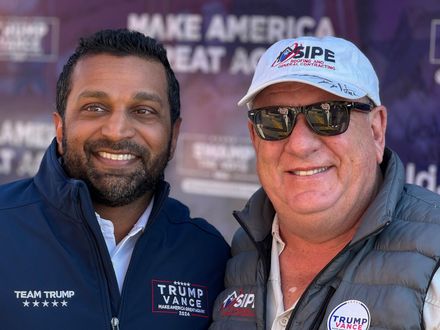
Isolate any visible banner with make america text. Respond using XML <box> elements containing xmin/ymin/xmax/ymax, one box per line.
<box><xmin>0</xmin><ymin>0</ymin><xmax>439</xmax><ymax>241</ymax></box>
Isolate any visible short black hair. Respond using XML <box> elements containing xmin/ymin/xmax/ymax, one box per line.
<box><xmin>56</xmin><ymin>28</ymin><xmax>180</xmax><ymax>123</ymax></box>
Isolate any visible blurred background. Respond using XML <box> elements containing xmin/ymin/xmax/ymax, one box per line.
<box><xmin>0</xmin><ymin>0</ymin><xmax>439</xmax><ymax>243</ymax></box>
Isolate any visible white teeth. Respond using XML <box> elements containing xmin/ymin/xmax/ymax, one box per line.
<box><xmin>293</xmin><ymin>167</ymin><xmax>328</xmax><ymax>176</ymax></box>
<box><xmin>98</xmin><ymin>151</ymin><xmax>136</xmax><ymax>161</ymax></box>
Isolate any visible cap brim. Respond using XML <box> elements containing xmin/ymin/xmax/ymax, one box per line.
<box><xmin>237</xmin><ymin>74</ymin><xmax>368</xmax><ymax>108</ymax></box>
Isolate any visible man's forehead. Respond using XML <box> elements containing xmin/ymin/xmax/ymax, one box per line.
<box><xmin>258</xmin><ymin>82</ymin><xmax>317</xmax><ymax>94</ymax></box>
<box><xmin>251</xmin><ymin>81</ymin><xmax>369</xmax><ymax>107</ymax></box>
<box><xmin>71</xmin><ymin>53</ymin><xmax>164</xmax><ymax>78</ymax></box>
<box><xmin>254</xmin><ymin>82</ymin><xmax>338</xmax><ymax>102</ymax></box>
<box><xmin>68</xmin><ymin>54</ymin><xmax>167</xmax><ymax>97</ymax></box>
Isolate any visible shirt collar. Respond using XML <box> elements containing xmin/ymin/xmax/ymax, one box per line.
<box><xmin>96</xmin><ymin>196</ymin><xmax>154</xmax><ymax>238</ymax></box>
<box><xmin>133</xmin><ymin>196</ymin><xmax>154</xmax><ymax>232</ymax></box>
<box><xmin>272</xmin><ymin>214</ymin><xmax>286</xmax><ymax>252</ymax></box>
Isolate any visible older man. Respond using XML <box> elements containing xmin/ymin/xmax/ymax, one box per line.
<box><xmin>211</xmin><ymin>36</ymin><xmax>440</xmax><ymax>329</ymax></box>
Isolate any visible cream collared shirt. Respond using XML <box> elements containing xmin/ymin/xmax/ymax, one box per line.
<box><xmin>267</xmin><ymin>215</ymin><xmax>440</xmax><ymax>329</ymax></box>
<box><xmin>96</xmin><ymin>198</ymin><xmax>153</xmax><ymax>292</ymax></box>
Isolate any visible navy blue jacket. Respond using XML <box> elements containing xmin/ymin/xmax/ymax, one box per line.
<box><xmin>0</xmin><ymin>139</ymin><xmax>230</xmax><ymax>330</ymax></box>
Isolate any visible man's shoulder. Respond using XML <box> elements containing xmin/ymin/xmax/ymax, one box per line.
<box><xmin>161</xmin><ymin>196</ymin><xmax>230</xmax><ymax>247</ymax></box>
<box><xmin>0</xmin><ymin>177</ymin><xmax>39</xmax><ymax>210</ymax></box>
<box><xmin>397</xmin><ymin>183</ymin><xmax>440</xmax><ymax>220</ymax></box>
<box><xmin>230</xmin><ymin>227</ymin><xmax>259</xmax><ymax>255</ymax></box>
<box><xmin>402</xmin><ymin>183</ymin><xmax>440</xmax><ymax>204</ymax></box>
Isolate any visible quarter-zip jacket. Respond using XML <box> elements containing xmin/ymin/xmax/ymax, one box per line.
<box><xmin>0</xmin><ymin>139</ymin><xmax>230</xmax><ymax>330</ymax></box>
<box><xmin>210</xmin><ymin>148</ymin><xmax>440</xmax><ymax>329</ymax></box>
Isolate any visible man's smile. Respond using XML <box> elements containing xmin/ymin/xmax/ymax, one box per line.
<box><xmin>289</xmin><ymin>166</ymin><xmax>330</xmax><ymax>176</ymax></box>
<box><xmin>98</xmin><ymin>151</ymin><xmax>136</xmax><ymax>161</ymax></box>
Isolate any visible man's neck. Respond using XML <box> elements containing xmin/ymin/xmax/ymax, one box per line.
<box><xmin>279</xmin><ymin>229</ymin><xmax>353</xmax><ymax>308</ymax></box>
<box><xmin>94</xmin><ymin>193</ymin><xmax>153</xmax><ymax>244</ymax></box>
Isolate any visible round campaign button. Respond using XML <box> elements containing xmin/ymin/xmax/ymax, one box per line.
<box><xmin>327</xmin><ymin>299</ymin><xmax>370</xmax><ymax>330</ymax></box>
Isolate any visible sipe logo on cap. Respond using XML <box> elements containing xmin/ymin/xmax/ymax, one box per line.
<box><xmin>271</xmin><ymin>42</ymin><xmax>336</xmax><ymax>68</ymax></box>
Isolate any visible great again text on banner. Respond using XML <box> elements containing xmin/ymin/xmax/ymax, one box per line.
<box><xmin>128</xmin><ymin>13</ymin><xmax>334</xmax><ymax>74</ymax></box>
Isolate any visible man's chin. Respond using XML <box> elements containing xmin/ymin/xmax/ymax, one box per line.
<box><xmin>91</xmin><ymin>196</ymin><xmax>137</xmax><ymax>207</ymax></box>
<box><xmin>92</xmin><ymin>168</ymin><xmax>139</xmax><ymax>178</ymax></box>
<box><xmin>87</xmin><ymin>176</ymin><xmax>157</xmax><ymax>206</ymax></box>
<box><xmin>89</xmin><ymin>186</ymin><xmax>143</xmax><ymax>207</ymax></box>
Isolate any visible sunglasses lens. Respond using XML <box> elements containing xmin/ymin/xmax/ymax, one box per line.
<box><xmin>250</xmin><ymin>102</ymin><xmax>355</xmax><ymax>141</ymax></box>
<box><xmin>307</xmin><ymin>104</ymin><xmax>349</xmax><ymax>136</ymax></box>
<box><xmin>253</xmin><ymin>108</ymin><xmax>293</xmax><ymax>141</ymax></box>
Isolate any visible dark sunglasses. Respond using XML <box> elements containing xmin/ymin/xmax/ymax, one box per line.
<box><xmin>248</xmin><ymin>101</ymin><xmax>373</xmax><ymax>141</ymax></box>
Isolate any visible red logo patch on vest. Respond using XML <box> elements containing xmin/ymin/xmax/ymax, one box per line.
<box><xmin>220</xmin><ymin>289</ymin><xmax>256</xmax><ymax>317</ymax></box>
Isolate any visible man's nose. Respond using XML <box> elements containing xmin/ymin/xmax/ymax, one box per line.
<box><xmin>101</xmin><ymin>110</ymin><xmax>136</xmax><ymax>141</ymax></box>
<box><xmin>283</xmin><ymin>114</ymin><xmax>322</xmax><ymax>155</ymax></box>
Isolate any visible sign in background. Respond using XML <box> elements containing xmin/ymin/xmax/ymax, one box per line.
<box><xmin>0</xmin><ymin>1</ymin><xmax>439</xmax><ymax>242</ymax></box>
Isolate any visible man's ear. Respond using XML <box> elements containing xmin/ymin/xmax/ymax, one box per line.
<box><xmin>369</xmin><ymin>105</ymin><xmax>387</xmax><ymax>164</ymax></box>
<box><xmin>168</xmin><ymin>118</ymin><xmax>182</xmax><ymax>161</ymax></box>
<box><xmin>52</xmin><ymin>112</ymin><xmax>64</xmax><ymax>155</ymax></box>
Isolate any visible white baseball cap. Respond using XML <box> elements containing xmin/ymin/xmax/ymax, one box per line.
<box><xmin>238</xmin><ymin>36</ymin><xmax>380</xmax><ymax>108</ymax></box>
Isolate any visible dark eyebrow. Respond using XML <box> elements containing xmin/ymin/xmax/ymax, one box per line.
<box><xmin>76</xmin><ymin>90</ymin><xmax>164</xmax><ymax>107</ymax></box>
<box><xmin>77</xmin><ymin>90</ymin><xmax>109</xmax><ymax>100</ymax></box>
<box><xmin>133</xmin><ymin>91</ymin><xmax>164</xmax><ymax>107</ymax></box>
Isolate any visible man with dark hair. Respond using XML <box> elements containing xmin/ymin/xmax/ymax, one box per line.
<box><xmin>0</xmin><ymin>29</ymin><xmax>229</xmax><ymax>329</ymax></box>
<box><xmin>210</xmin><ymin>36</ymin><xmax>440</xmax><ymax>329</ymax></box>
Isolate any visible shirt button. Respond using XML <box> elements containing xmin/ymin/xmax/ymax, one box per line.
<box><xmin>280</xmin><ymin>317</ymin><xmax>289</xmax><ymax>326</ymax></box>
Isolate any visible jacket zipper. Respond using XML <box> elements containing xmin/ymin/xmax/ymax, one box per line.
<box><xmin>75</xmin><ymin>184</ymin><xmax>121</xmax><ymax>330</ymax></box>
<box><xmin>285</xmin><ymin>221</ymin><xmax>391</xmax><ymax>329</ymax></box>
<box><xmin>115</xmin><ymin>182</ymin><xmax>170</xmax><ymax>328</ymax></box>
<box><xmin>111</xmin><ymin>317</ymin><xmax>120</xmax><ymax>330</ymax></box>
<box><xmin>82</xmin><ymin>217</ymin><xmax>120</xmax><ymax>329</ymax></box>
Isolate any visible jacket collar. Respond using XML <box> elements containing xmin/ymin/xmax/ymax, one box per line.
<box><xmin>33</xmin><ymin>139</ymin><xmax>87</xmax><ymax>221</ymax></box>
<box><xmin>234</xmin><ymin>147</ymin><xmax>404</xmax><ymax>245</ymax></box>
<box><xmin>233</xmin><ymin>187</ymin><xmax>275</xmax><ymax>244</ymax></box>
<box><xmin>351</xmin><ymin>147</ymin><xmax>404</xmax><ymax>243</ymax></box>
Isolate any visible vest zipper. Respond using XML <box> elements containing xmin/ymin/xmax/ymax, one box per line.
<box><xmin>310</xmin><ymin>286</ymin><xmax>336</xmax><ymax>330</ymax></box>
<box><xmin>111</xmin><ymin>317</ymin><xmax>120</xmax><ymax>330</ymax></box>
